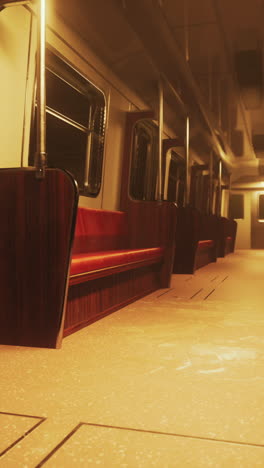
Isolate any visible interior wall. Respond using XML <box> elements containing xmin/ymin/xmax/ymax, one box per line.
<box><xmin>46</xmin><ymin>9</ymin><xmax>150</xmax><ymax>210</ymax></box>
<box><xmin>0</xmin><ymin>6</ymin><xmax>32</xmax><ymax>168</ymax></box>
<box><xmin>1</xmin><ymin>4</ymin><xmax>178</xmax><ymax>211</ymax></box>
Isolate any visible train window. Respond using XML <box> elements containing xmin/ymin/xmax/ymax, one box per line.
<box><xmin>228</xmin><ymin>193</ymin><xmax>244</xmax><ymax>219</ymax></box>
<box><xmin>130</xmin><ymin>120</ymin><xmax>158</xmax><ymax>201</ymax></box>
<box><xmin>258</xmin><ymin>194</ymin><xmax>264</xmax><ymax>220</ymax></box>
<box><xmin>164</xmin><ymin>150</ymin><xmax>185</xmax><ymax>206</ymax></box>
<box><xmin>190</xmin><ymin>165</ymin><xmax>210</xmax><ymax>213</ymax></box>
<box><xmin>29</xmin><ymin>49</ymin><xmax>106</xmax><ymax>197</ymax></box>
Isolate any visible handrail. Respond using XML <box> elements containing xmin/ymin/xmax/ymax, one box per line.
<box><xmin>185</xmin><ymin>116</ymin><xmax>190</xmax><ymax>206</ymax></box>
<box><xmin>34</xmin><ymin>0</ymin><xmax>47</xmax><ymax>179</ymax></box>
<box><xmin>158</xmin><ymin>77</ymin><xmax>163</xmax><ymax>201</ymax></box>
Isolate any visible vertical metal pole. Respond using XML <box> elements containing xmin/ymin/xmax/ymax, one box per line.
<box><xmin>208</xmin><ymin>52</ymin><xmax>212</xmax><ymax>109</ymax></box>
<box><xmin>183</xmin><ymin>0</ymin><xmax>189</xmax><ymax>62</ymax></box>
<box><xmin>209</xmin><ymin>151</ymin><xmax>213</xmax><ymax>214</ymax></box>
<box><xmin>158</xmin><ymin>77</ymin><xmax>163</xmax><ymax>201</ymax></box>
<box><xmin>84</xmin><ymin>106</ymin><xmax>93</xmax><ymax>188</ymax></box>
<box><xmin>34</xmin><ymin>0</ymin><xmax>47</xmax><ymax>179</ymax></box>
<box><xmin>218</xmin><ymin>78</ymin><xmax>222</xmax><ymax>127</ymax></box>
<box><xmin>185</xmin><ymin>116</ymin><xmax>190</xmax><ymax>206</ymax></box>
<box><xmin>218</xmin><ymin>159</ymin><xmax>222</xmax><ymax>216</ymax></box>
<box><xmin>184</xmin><ymin>0</ymin><xmax>190</xmax><ymax>207</ymax></box>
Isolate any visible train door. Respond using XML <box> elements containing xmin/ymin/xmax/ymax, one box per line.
<box><xmin>228</xmin><ymin>191</ymin><xmax>251</xmax><ymax>249</ymax></box>
<box><xmin>251</xmin><ymin>191</ymin><xmax>264</xmax><ymax>248</ymax></box>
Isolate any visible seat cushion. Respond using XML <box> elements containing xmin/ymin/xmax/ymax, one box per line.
<box><xmin>70</xmin><ymin>247</ymin><xmax>164</xmax><ymax>277</ymax></box>
<box><xmin>197</xmin><ymin>239</ymin><xmax>214</xmax><ymax>249</ymax></box>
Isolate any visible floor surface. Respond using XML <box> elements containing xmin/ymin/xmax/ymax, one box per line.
<box><xmin>1</xmin><ymin>250</ymin><xmax>264</xmax><ymax>467</ymax></box>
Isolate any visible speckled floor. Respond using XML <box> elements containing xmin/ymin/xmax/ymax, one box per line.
<box><xmin>1</xmin><ymin>250</ymin><xmax>264</xmax><ymax>467</ymax></box>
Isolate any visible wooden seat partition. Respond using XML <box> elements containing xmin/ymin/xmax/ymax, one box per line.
<box><xmin>217</xmin><ymin>217</ymin><xmax>237</xmax><ymax>257</ymax></box>
<box><xmin>0</xmin><ymin>168</ymin><xmax>78</xmax><ymax>348</ymax></box>
<box><xmin>173</xmin><ymin>207</ymin><xmax>218</xmax><ymax>274</ymax></box>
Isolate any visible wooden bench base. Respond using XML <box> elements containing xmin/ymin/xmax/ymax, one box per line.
<box><xmin>195</xmin><ymin>242</ymin><xmax>216</xmax><ymax>271</ymax></box>
<box><xmin>64</xmin><ymin>263</ymin><xmax>161</xmax><ymax>336</ymax></box>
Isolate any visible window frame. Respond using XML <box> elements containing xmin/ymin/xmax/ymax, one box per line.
<box><xmin>129</xmin><ymin>119</ymin><xmax>159</xmax><ymax>202</ymax></box>
<box><xmin>29</xmin><ymin>46</ymin><xmax>107</xmax><ymax>198</ymax></box>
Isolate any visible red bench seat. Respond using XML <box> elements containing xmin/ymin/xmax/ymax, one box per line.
<box><xmin>197</xmin><ymin>239</ymin><xmax>215</xmax><ymax>249</ymax></box>
<box><xmin>64</xmin><ymin>206</ymin><xmax>168</xmax><ymax>335</ymax></box>
<box><xmin>70</xmin><ymin>247</ymin><xmax>164</xmax><ymax>284</ymax></box>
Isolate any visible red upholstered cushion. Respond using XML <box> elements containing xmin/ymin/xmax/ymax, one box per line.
<box><xmin>197</xmin><ymin>239</ymin><xmax>214</xmax><ymax>249</ymax></box>
<box><xmin>73</xmin><ymin>207</ymin><xmax>128</xmax><ymax>253</ymax></box>
<box><xmin>70</xmin><ymin>247</ymin><xmax>164</xmax><ymax>276</ymax></box>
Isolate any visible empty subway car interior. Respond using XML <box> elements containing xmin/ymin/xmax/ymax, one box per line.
<box><xmin>1</xmin><ymin>1</ymin><xmax>264</xmax><ymax>467</ymax></box>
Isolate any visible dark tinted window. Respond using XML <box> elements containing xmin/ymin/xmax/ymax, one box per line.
<box><xmin>259</xmin><ymin>194</ymin><xmax>264</xmax><ymax>219</ymax></box>
<box><xmin>229</xmin><ymin>194</ymin><xmax>244</xmax><ymax>219</ymax></box>
<box><xmin>130</xmin><ymin>121</ymin><xmax>158</xmax><ymax>201</ymax></box>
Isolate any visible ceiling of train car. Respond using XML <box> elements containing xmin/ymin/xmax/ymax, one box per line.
<box><xmin>53</xmin><ymin>0</ymin><xmax>264</xmax><ymax>177</ymax></box>
<box><xmin>160</xmin><ymin>0</ymin><xmax>264</xmax><ymax>165</ymax></box>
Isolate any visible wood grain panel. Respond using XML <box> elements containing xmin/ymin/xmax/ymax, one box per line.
<box><xmin>125</xmin><ymin>200</ymin><xmax>177</xmax><ymax>287</ymax></box>
<box><xmin>0</xmin><ymin>168</ymin><xmax>78</xmax><ymax>348</ymax></box>
<box><xmin>64</xmin><ymin>266</ymin><xmax>160</xmax><ymax>336</ymax></box>
<box><xmin>194</xmin><ymin>245</ymin><xmax>216</xmax><ymax>271</ymax></box>
<box><xmin>173</xmin><ymin>207</ymin><xmax>218</xmax><ymax>274</ymax></box>
<box><xmin>69</xmin><ymin>256</ymin><xmax>162</xmax><ymax>285</ymax></box>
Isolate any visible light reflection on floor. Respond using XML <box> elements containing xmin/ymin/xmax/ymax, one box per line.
<box><xmin>1</xmin><ymin>250</ymin><xmax>264</xmax><ymax>467</ymax></box>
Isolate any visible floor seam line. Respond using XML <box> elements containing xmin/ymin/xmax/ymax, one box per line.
<box><xmin>0</xmin><ymin>417</ymin><xmax>46</xmax><ymax>458</ymax></box>
<box><xmin>190</xmin><ymin>288</ymin><xmax>203</xmax><ymax>299</ymax></box>
<box><xmin>34</xmin><ymin>419</ymin><xmax>264</xmax><ymax>468</ymax></box>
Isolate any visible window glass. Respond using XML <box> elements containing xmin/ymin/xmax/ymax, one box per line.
<box><xmin>229</xmin><ymin>193</ymin><xmax>244</xmax><ymax>219</ymax></box>
<box><xmin>29</xmin><ymin>49</ymin><xmax>106</xmax><ymax>197</ymax></box>
<box><xmin>130</xmin><ymin>120</ymin><xmax>158</xmax><ymax>201</ymax></box>
<box><xmin>190</xmin><ymin>165</ymin><xmax>210</xmax><ymax>213</ymax></box>
<box><xmin>46</xmin><ymin>69</ymin><xmax>90</xmax><ymax>127</ymax></box>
